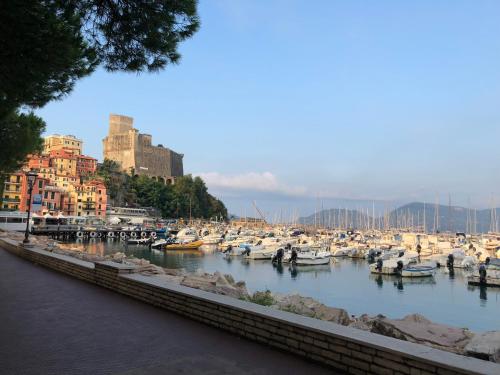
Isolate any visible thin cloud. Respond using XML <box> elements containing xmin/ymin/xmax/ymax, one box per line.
<box><xmin>196</xmin><ymin>171</ymin><xmax>307</xmax><ymax>197</ymax></box>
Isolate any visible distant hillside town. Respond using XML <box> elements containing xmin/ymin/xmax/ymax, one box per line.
<box><xmin>1</xmin><ymin>134</ymin><xmax>106</xmax><ymax>217</ymax></box>
<box><xmin>0</xmin><ymin>114</ymin><xmax>186</xmax><ymax>219</ymax></box>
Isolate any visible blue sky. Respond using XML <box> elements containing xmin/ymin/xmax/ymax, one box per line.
<box><xmin>37</xmin><ymin>0</ymin><xmax>500</xmax><ymax>216</ymax></box>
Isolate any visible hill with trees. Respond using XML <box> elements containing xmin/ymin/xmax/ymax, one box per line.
<box><xmin>97</xmin><ymin>159</ymin><xmax>227</xmax><ymax>220</ymax></box>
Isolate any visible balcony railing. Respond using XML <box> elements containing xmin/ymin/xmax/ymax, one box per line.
<box><xmin>2</xmin><ymin>198</ymin><xmax>20</xmax><ymax>203</ymax></box>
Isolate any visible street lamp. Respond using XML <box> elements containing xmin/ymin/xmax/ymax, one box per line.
<box><xmin>23</xmin><ymin>170</ymin><xmax>38</xmax><ymax>244</ymax></box>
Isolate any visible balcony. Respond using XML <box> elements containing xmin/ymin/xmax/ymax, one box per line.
<box><xmin>4</xmin><ymin>189</ymin><xmax>21</xmax><ymax>193</ymax></box>
<box><xmin>2</xmin><ymin>198</ymin><xmax>20</xmax><ymax>203</ymax></box>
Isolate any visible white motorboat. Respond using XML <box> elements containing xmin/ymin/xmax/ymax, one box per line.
<box><xmin>223</xmin><ymin>242</ymin><xmax>260</xmax><ymax>257</ymax></box>
<box><xmin>202</xmin><ymin>234</ymin><xmax>223</xmax><ymax>245</ymax></box>
<box><xmin>369</xmin><ymin>258</ymin><xmax>412</xmax><ymax>275</ymax></box>
<box><xmin>151</xmin><ymin>238</ymin><xmax>169</xmax><ymax>248</ymax></box>
<box><xmin>127</xmin><ymin>237</ymin><xmax>151</xmax><ymax>245</ymax></box>
<box><xmin>244</xmin><ymin>244</ymin><xmax>276</xmax><ymax>260</ymax></box>
<box><xmin>331</xmin><ymin>247</ymin><xmax>352</xmax><ymax>257</ymax></box>
<box><xmin>401</xmin><ymin>263</ymin><xmax>436</xmax><ymax>278</ymax></box>
<box><xmin>294</xmin><ymin>250</ymin><xmax>331</xmax><ymax>265</ymax></box>
<box><xmin>175</xmin><ymin>228</ymin><xmax>199</xmax><ymax>243</ymax></box>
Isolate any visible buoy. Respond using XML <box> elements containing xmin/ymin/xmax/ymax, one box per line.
<box><xmin>107</xmin><ymin>231</ymin><xmax>115</xmax><ymax>238</ymax></box>
<box><xmin>90</xmin><ymin>231</ymin><xmax>97</xmax><ymax>238</ymax></box>
<box><xmin>130</xmin><ymin>231</ymin><xmax>137</xmax><ymax>238</ymax></box>
<box><xmin>150</xmin><ymin>232</ymin><xmax>157</xmax><ymax>238</ymax></box>
<box><xmin>119</xmin><ymin>231</ymin><xmax>127</xmax><ymax>239</ymax></box>
<box><xmin>141</xmin><ymin>231</ymin><xmax>147</xmax><ymax>238</ymax></box>
<box><xmin>76</xmin><ymin>231</ymin><xmax>84</xmax><ymax>238</ymax></box>
<box><xmin>97</xmin><ymin>232</ymin><xmax>102</xmax><ymax>238</ymax></box>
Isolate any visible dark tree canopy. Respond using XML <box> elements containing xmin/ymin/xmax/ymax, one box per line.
<box><xmin>97</xmin><ymin>161</ymin><xmax>228</xmax><ymax>220</ymax></box>
<box><xmin>0</xmin><ymin>111</ymin><xmax>46</xmax><ymax>175</ymax></box>
<box><xmin>0</xmin><ymin>0</ymin><xmax>200</xmax><ymax>174</ymax></box>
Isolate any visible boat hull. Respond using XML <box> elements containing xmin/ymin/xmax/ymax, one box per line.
<box><xmin>164</xmin><ymin>240</ymin><xmax>204</xmax><ymax>250</ymax></box>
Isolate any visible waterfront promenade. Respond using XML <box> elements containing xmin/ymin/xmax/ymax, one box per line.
<box><xmin>0</xmin><ymin>247</ymin><xmax>331</xmax><ymax>375</ymax></box>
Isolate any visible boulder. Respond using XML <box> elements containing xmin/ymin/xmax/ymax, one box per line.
<box><xmin>370</xmin><ymin>314</ymin><xmax>472</xmax><ymax>353</ymax></box>
<box><xmin>349</xmin><ymin>314</ymin><xmax>385</xmax><ymax>331</ymax></box>
<box><xmin>180</xmin><ymin>273</ymin><xmax>249</xmax><ymax>299</ymax></box>
<box><xmin>112</xmin><ymin>252</ymin><xmax>126</xmax><ymax>262</ymax></box>
<box><xmin>465</xmin><ymin>331</ymin><xmax>500</xmax><ymax>362</ymax></box>
<box><xmin>181</xmin><ymin>275</ymin><xmax>217</xmax><ymax>291</ymax></box>
<box><xmin>137</xmin><ymin>264</ymin><xmax>166</xmax><ymax>276</ymax></box>
<box><xmin>272</xmin><ymin>294</ymin><xmax>351</xmax><ymax>326</ymax></box>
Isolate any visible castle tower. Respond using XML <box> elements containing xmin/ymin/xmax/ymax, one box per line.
<box><xmin>102</xmin><ymin>114</ymin><xmax>138</xmax><ymax>173</ymax></box>
<box><xmin>102</xmin><ymin>114</ymin><xmax>184</xmax><ymax>181</ymax></box>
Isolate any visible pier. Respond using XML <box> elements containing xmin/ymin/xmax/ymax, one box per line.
<box><xmin>31</xmin><ymin>227</ymin><xmax>160</xmax><ymax>241</ymax></box>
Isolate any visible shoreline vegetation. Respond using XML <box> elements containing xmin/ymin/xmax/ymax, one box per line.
<box><xmin>2</xmin><ymin>230</ymin><xmax>498</xmax><ymax>363</ymax></box>
<box><xmin>97</xmin><ymin>159</ymin><xmax>227</xmax><ymax>220</ymax></box>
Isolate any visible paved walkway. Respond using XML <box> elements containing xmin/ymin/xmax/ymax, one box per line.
<box><xmin>0</xmin><ymin>248</ymin><xmax>333</xmax><ymax>375</ymax></box>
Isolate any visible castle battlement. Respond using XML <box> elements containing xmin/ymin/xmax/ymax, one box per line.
<box><xmin>102</xmin><ymin>114</ymin><xmax>183</xmax><ymax>184</ymax></box>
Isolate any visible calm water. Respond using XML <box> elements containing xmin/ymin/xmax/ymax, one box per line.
<box><xmin>62</xmin><ymin>239</ymin><xmax>500</xmax><ymax>332</ymax></box>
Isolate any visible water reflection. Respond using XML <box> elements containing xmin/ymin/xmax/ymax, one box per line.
<box><xmin>468</xmin><ymin>285</ymin><xmax>489</xmax><ymax>306</ymax></box>
<box><xmin>369</xmin><ymin>273</ymin><xmax>437</xmax><ymax>291</ymax></box>
<box><xmin>56</xmin><ymin>239</ymin><xmax>500</xmax><ymax>331</ymax></box>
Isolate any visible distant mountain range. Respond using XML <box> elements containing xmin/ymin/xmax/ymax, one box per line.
<box><xmin>299</xmin><ymin>202</ymin><xmax>500</xmax><ymax>233</ymax></box>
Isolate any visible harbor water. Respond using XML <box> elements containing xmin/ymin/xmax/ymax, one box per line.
<box><xmin>62</xmin><ymin>239</ymin><xmax>500</xmax><ymax>332</ymax></box>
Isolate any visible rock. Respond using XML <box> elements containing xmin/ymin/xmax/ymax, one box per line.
<box><xmin>136</xmin><ymin>264</ymin><xmax>165</xmax><ymax>276</ymax></box>
<box><xmin>180</xmin><ymin>273</ymin><xmax>249</xmax><ymax>299</ymax></box>
<box><xmin>163</xmin><ymin>268</ymin><xmax>185</xmax><ymax>276</ymax></box>
<box><xmin>349</xmin><ymin>314</ymin><xmax>385</xmax><ymax>331</ymax></box>
<box><xmin>272</xmin><ymin>294</ymin><xmax>351</xmax><ymax>326</ymax></box>
<box><xmin>157</xmin><ymin>274</ymin><xmax>184</xmax><ymax>284</ymax></box>
<box><xmin>465</xmin><ymin>331</ymin><xmax>500</xmax><ymax>362</ymax></box>
<box><xmin>181</xmin><ymin>275</ymin><xmax>216</xmax><ymax>290</ymax></box>
<box><xmin>112</xmin><ymin>252</ymin><xmax>126</xmax><ymax>262</ymax></box>
<box><xmin>370</xmin><ymin>314</ymin><xmax>472</xmax><ymax>353</ymax></box>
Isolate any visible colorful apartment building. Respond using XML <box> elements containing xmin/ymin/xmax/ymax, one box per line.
<box><xmin>43</xmin><ymin>134</ymin><xmax>83</xmax><ymax>155</ymax></box>
<box><xmin>1</xmin><ymin>134</ymin><xmax>106</xmax><ymax>217</ymax></box>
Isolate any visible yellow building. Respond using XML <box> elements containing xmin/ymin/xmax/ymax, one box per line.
<box><xmin>44</xmin><ymin>134</ymin><xmax>83</xmax><ymax>155</ymax></box>
<box><xmin>69</xmin><ymin>180</ymin><xmax>107</xmax><ymax>217</ymax></box>
<box><xmin>2</xmin><ymin>173</ymin><xmax>23</xmax><ymax>210</ymax></box>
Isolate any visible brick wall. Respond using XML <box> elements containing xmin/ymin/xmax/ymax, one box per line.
<box><xmin>1</xmin><ymin>238</ymin><xmax>498</xmax><ymax>375</ymax></box>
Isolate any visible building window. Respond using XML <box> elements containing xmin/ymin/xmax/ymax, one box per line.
<box><xmin>44</xmin><ymin>191</ymin><xmax>48</xmax><ymax>199</ymax></box>
<box><xmin>38</xmin><ymin>180</ymin><xmax>43</xmax><ymax>189</ymax></box>
<box><xmin>51</xmin><ymin>192</ymin><xmax>55</xmax><ymax>199</ymax></box>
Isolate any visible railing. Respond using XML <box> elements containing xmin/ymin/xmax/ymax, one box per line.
<box><xmin>1</xmin><ymin>198</ymin><xmax>21</xmax><ymax>203</ymax></box>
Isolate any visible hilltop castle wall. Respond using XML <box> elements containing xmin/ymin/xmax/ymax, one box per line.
<box><xmin>102</xmin><ymin>114</ymin><xmax>183</xmax><ymax>182</ymax></box>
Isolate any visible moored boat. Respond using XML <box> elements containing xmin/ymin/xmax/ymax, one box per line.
<box><xmin>127</xmin><ymin>237</ymin><xmax>151</xmax><ymax>245</ymax></box>
<box><xmin>163</xmin><ymin>240</ymin><xmax>204</xmax><ymax>250</ymax></box>
<box><xmin>400</xmin><ymin>263</ymin><xmax>436</xmax><ymax>278</ymax></box>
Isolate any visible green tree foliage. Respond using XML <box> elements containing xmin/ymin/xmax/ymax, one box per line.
<box><xmin>0</xmin><ymin>0</ymin><xmax>200</xmax><ymax>173</ymax></box>
<box><xmin>97</xmin><ymin>160</ymin><xmax>227</xmax><ymax>220</ymax></box>
<box><xmin>0</xmin><ymin>111</ymin><xmax>46</xmax><ymax>175</ymax></box>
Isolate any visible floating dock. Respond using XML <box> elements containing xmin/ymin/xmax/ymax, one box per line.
<box><xmin>31</xmin><ymin>227</ymin><xmax>160</xmax><ymax>240</ymax></box>
<box><xmin>467</xmin><ymin>276</ymin><xmax>500</xmax><ymax>287</ymax></box>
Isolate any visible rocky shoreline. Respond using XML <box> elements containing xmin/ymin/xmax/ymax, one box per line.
<box><xmin>2</xmin><ymin>231</ymin><xmax>499</xmax><ymax>363</ymax></box>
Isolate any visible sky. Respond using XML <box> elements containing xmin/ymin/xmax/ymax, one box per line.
<box><xmin>37</xmin><ymin>0</ymin><xmax>500</xmax><ymax>217</ymax></box>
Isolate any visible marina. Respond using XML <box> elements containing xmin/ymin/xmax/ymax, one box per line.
<box><xmin>57</xmin><ymin>234</ymin><xmax>500</xmax><ymax>333</ymax></box>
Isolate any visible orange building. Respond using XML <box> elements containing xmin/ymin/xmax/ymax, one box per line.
<box><xmin>1</xmin><ymin>134</ymin><xmax>106</xmax><ymax>217</ymax></box>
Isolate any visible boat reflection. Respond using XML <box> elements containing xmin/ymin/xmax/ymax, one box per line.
<box><xmin>286</xmin><ymin>264</ymin><xmax>332</xmax><ymax>279</ymax></box>
<box><xmin>369</xmin><ymin>273</ymin><xmax>436</xmax><ymax>290</ymax></box>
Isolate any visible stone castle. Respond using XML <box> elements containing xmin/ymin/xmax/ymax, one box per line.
<box><xmin>102</xmin><ymin>114</ymin><xmax>184</xmax><ymax>184</ymax></box>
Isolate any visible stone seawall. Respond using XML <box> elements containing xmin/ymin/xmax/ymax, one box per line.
<box><xmin>1</xmin><ymin>238</ymin><xmax>499</xmax><ymax>375</ymax></box>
